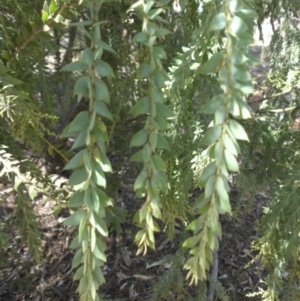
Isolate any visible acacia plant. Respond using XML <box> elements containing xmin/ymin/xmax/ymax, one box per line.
<box><xmin>1</xmin><ymin>0</ymin><xmax>300</xmax><ymax>300</ymax></box>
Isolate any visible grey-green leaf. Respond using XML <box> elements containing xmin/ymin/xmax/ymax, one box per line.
<box><xmin>95</xmin><ymin>78</ymin><xmax>110</xmax><ymax>103</ymax></box>
<box><xmin>228</xmin><ymin>119</ymin><xmax>249</xmax><ymax>141</ymax></box>
<box><xmin>69</xmin><ymin>167</ymin><xmax>89</xmax><ymax>186</ymax></box>
<box><xmin>224</xmin><ymin>149</ymin><xmax>239</xmax><ymax>172</ymax></box>
<box><xmin>95</xmin><ymin>60</ymin><xmax>115</xmax><ymax>77</ymax></box>
<box><xmin>74</xmin><ymin>76</ymin><xmax>89</xmax><ymax>96</ymax></box>
<box><xmin>64</xmin><ymin>210</ymin><xmax>84</xmax><ymax>226</ymax></box>
<box><xmin>201</xmin><ymin>94</ymin><xmax>224</xmax><ymax>114</ymax></box>
<box><xmin>94</xmin><ymin>100</ymin><xmax>113</xmax><ymax>120</ymax></box>
<box><xmin>130</xmin><ymin>129</ymin><xmax>148</xmax><ymax>147</ymax></box>
<box><xmin>201</xmin><ymin>125</ymin><xmax>222</xmax><ymax>145</ymax></box>
<box><xmin>60</xmin><ymin>61</ymin><xmax>88</xmax><ymax>72</ymax></box>
<box><xmin>69</xmin><ymin>111</ymin><xmax>89</xmax><ymax>132</ymax></box>
<box><xmin>155</xmin><ymin>28</ymin><xmax>171</xmax><ymax>37</ymax></box>
<box><xmin>210</xmin><ymin>13</ymin><xmax>226</xmax><ymax>31</ymax></box>
<box><xmin>130</xmin><ymin>97</ymin><xmax>150</xmax><ymax>116</ymax></box>
<box><xmin>199</xmin><ymin>52</ymin><xmax>224</xmax><ymax>74</ymax></box>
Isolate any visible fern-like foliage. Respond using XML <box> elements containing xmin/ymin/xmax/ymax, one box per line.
<box><xmin>0</xmin><ymin>145</ymin><xmax>71</xmax><ymax>262</ymax></box>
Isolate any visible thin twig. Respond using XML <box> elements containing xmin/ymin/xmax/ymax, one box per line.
<box><xmin>207</xmin><ymin>249</ymin><xmax>218</xmax><ymax>301</ymax></box>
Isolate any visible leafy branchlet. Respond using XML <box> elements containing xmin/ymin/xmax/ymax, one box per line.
<box><xmin>182</xmin><ymin>0</ymin><xmax>257</xmax><ymax>284</ymax></box>
<box><xmin>61</xmin><ymin>0</ymin><xmax>115</xmax><ymax>300</ymax></box>
<box><xmin>129</xmin><ymin>0</ymin><xmax>174</xmax><ymax>256</ymax></box>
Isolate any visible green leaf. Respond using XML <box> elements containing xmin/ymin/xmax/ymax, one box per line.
<box><xmin>156</xmin><ymin>133</ymin><xmax>169</xmax><ymax>150</ymax></box>
<box><xmin>74</xmin><ymin>76</ymin><xmax>89</xmax><ymax>96</ymax></box>
<box><xmin>214</xmin><ymin>140</ymin><xmax>224</xmax><ymax>164</ymax></box>
<box><xmin>144</xmin><ymin>1</ymin><xmax>155</xmax><ymax>13</ymax></box>
<box><xmin>28</xmin><ymin>186</ymin><xmax>38</xmax><ymax>200</ymax></box>
<box><xmin>235</xmin><ymin>8</ymin><xmax>257</xmax><ymax>19</ymax></box>
<box><xmin>95</xmin><ymin>78</ymin><xmax>110</xmax><ymax>103</ymax></box>
<box><xmin>90</xmin><ymin>188</ymin><xmax>100</xmax><ymax>212</ymax></box>
<box><xmin>71</xmin><ymin>130</ymin><xmax>89</xmax><ymax>150</ymax></box>
<box><xmin>215</xmin><ymin>106</ymin><xmax>226</xmax><ymax>124</ymax></box>
<box><xmin>61</xmin><ymin>123</ymin><xmax>75</xmax><ymax>138</ymax></box>
<box><xmin>236</xmin><ymin>80</ymin><xmax>254</xmax><ymax>94</ymax></box>
<box><xmin>146</xmin><ymin>21</ymin><xmax>156</xmax><ymax>35</ymax></box>
<box><xmin>81</xmin><ymin>48</ymin><xmax>93</xmax><ymax>66</ymax></box>
<box><xmin>217</xmin><ymin>194</ymin><xmax>232</xmax><ymax>214</ymax></box>
<box><xmin>73</xmin><ymin>266</ymin><xmax>84</xmax><ymax>281</ymax></box>
<box><xmin>131</xmin><ymin>149</ymin><xmax>144</xmax><ymax>162</ymax></box>
<box><xmin>224</xmin><ymin>149</ymin><xmax>239</xmax><ymax>172</ymax></box>
<box><xmin>201</xmin><ymin>94</ymin><xmax>224</xmax><ymax>114</ymax></box>
<box><xmin>69</xmin><ymin>167</ymin><xmax>89</xmax><ymax>186</ymax></box>
<box><xmin>69</xmin><ymin>20</ymin><xmax>92</xmax><ymax>27</ymax></box>
<box><xmin>208</xmin><ymin>216</ymin><xmax>222</xmax><ymax>237</ymax></box>
<box><xmin>157</xmin><ymin>0</ymin><xmax>172</xmax><ymax>5</ymax></box>
<box><xmin>182</xmin><ymin>234</ymin><xmax>201</xmax><ymax>248</ymax></box>
<box><xmin>152</xmin><ymin>154</ymin><xmax>166</xmax><ymax>171</ymax></box>
<box><xmin>94</xmin><ymin>213</ymin><xmax>108</xmax><ymax>237</ymax></box>
<box><xmin>179</xmin><ymin>0</ymin><xmax>187</xmax><ymax>11</ymax></box>
<box><xmin>83</xmin><ymin>151</ymin><xmax>92</xmax><ymax>172</ymax></box>
<box><xmin>231</xmin><ymin>65</ymin><xmax>251</xmax><ymax>82</ymax></box>
<box><xmin>95</xmin><ymin>60</ymin><xmax>115</xmax><ymax>77</ymax></box>
<box><xmin>96</xmin><ymin>41</ymin><xmax>116</xmax><ymax>54</ymax></box>
<box><xmin>69</xmin><ymin>191</ymin><xmax>85</xmax><ymax>208</ymax></box>
<box><xmin>236</xmin><ymin>32</ymin><xmax>253</xmax><ymax>46</ymax></box>
<box><xmin>94</xmin><ymin>100</ymin><xmax>112</xmax><ymax>120</ymax></box>
<box><xmin>155</xmin><ymin>28</ymin><xmax>171</xmax><ymax>37</ymax></box>
<box><xmin>132</xmin><ymin>32</ymin><xmax>148</xmax><ymax>43</ymax></box>
<box><xmin>201</xmin><ymin>125</ymin><xmax>222</xmax><ymax>145</ymax></box>
<box><xmin>205</xmin><ymin>175</ymin><xmax>215</xmax><ymax>198</ymax></box>
<box><xmin>137</xmin><ymin>63</ymin><xmax>152</xmax><ymax>78</ymax></box>
<box><xmin>130</xmin><ymin>97</ymin><xmax>150</xmax><ymax>116</ymax></box>
<box><xmin>90</xmin><ymin>227</ymin><xmax>96</xmax><ymax>251</ymax></box>
<box><xmin>72</xmin><ymin>249</ymin><xmax>83</xmax><ymax>269</ymax></box>
<box><xmin>223</xmin><ymin>134</ymin><xmax>238</xmax><ymax>156</ymax></box>
<box><xmin>151</xmin><ymin>89</ymin><xmax>164</xmax><ymax>103</ymax></box>
<box><xmin>199</xmin><ymin>51</ymin><xmax>224</xmax><ymax>74</ymax></box>
<box><xmin>130</xmin><ymin>129</ymin><xmax>148</xmax><ymax>147</ymax></box>
<box><xmin>49</xmin><ymin>0</ymin><xmax>57</xmax><ymax>14</ymax></box>
<box><xmin>53</xmin><ymin>205</ymin><xmax>62</xmax><ymax>216</ymax></box>
<box><xmin>97</xmin><ymin>151</ymin><xmax>112</xmax><ymax>173</ymax></box>
<box><xmin>153</xmin><ymin>69</ymin><xmax>169</xmax><ymax>88</ymax></box>
<box><xmin>61</xmin><ymin>61</ymin><xmax>88</xmax><ymax>72</ymax></box>
<box><xmin>210</xmin><ymin>13</ymin><xmax>226</xmax><ymax>31</ymax></box>
<box><xmin>228</xmin><ymin>119</ymin><xmax>249</xmax><ymax>141</ymax></box>
<box><xmin>238</xmin><ymin>101</ymin><xmax>252</xmax><ymax>119</ymax></box>
<box><xmin>156</xmin><ymin>102</ymin><xmax>175</xmax><ymax>119</ymax></box>
<box><xmin>93</xmin><ymin>242</ymin><xmax>107</xmax><ymax>261</ymax></box>
<box><xmin>230</xmin><ymin>16</ymin><xmax>248</xmax><ymax>35</ymax></box>
<box><xmin>186</xmin><ymin>215</ymin><xmax>205</xmax><ymax>233</ymax></box>
<box><xmin>96</xmin><ymin>188</ymin><xmax>112</xmax><ymax>207</ymax></box>
<box><xmin>143</xmin><ymin>144</ymin><xmax>151</xmax><ymax>161</ymax></box>
<box><xmin>42</xmin><ymin>10</ymin><xmax>49</xmax><ymax>23</ymax></box>
<box><xmin>153</xmin><ymin>47</ymin><xmax>166</xmax><ymax>60</ymax></box>
<box><xmin>92</xmin><ymin>169</ymin><xmax>106</xmax><ymax>188</ymax></box>
<box><xmin>78</xmin><ymin>275</ymin><xmax>88</xmax><ymax>294</ymax></box>
<box><xmin>84</xmin><ymin>188</ymin><xmax>93</xmax><ymax>211</ymax></box>
<box><xmin>64</xmin><ymin>150</ymin><xmax>84</xmax><ymax>170</ymax></box>
<box><xmin>69</xmin><ymin>111</ymin><xmax>89</xmax><ymax>132</ymax></box>
<box><xmin>64</xmin><ymin>210</ymin><xmax>84</xmax><ymax>226</ymax></box>
<box><xmin>148</xmin><ymin>8</ymin><xmax>164</xmax><ymax>20</ymax></box>
<box><xmin>216</xmin><ymin>177</ymin><xmax>229</xmax><ymax>202</ymax></box>
<box><xmin>134</xmin><ymin>169</ymin><xmax>148</xmax><ymax>191</ymax></box>
<box><xmin>149</xmin><ymin>132</ymin><xmax>157</xmax><ymax>150</ymax></box>
<box><xmin>151</xmin><ymin>202</ymin><xmax>162</xmax><ymax>219</ymax></box>
<box><xmin>70</xmin><ymin>235</ymin><xmax>80</xmax><ymax>249</ymax></box>
<box><xmin>199</xmin><ymin>162</ymin><xmax>216</xmax><ymax>185</ymax></box>
<box><xmin>194</xmin><ymin>194</ymin><xmax>210</xmax><ymax>210</ymax></box>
